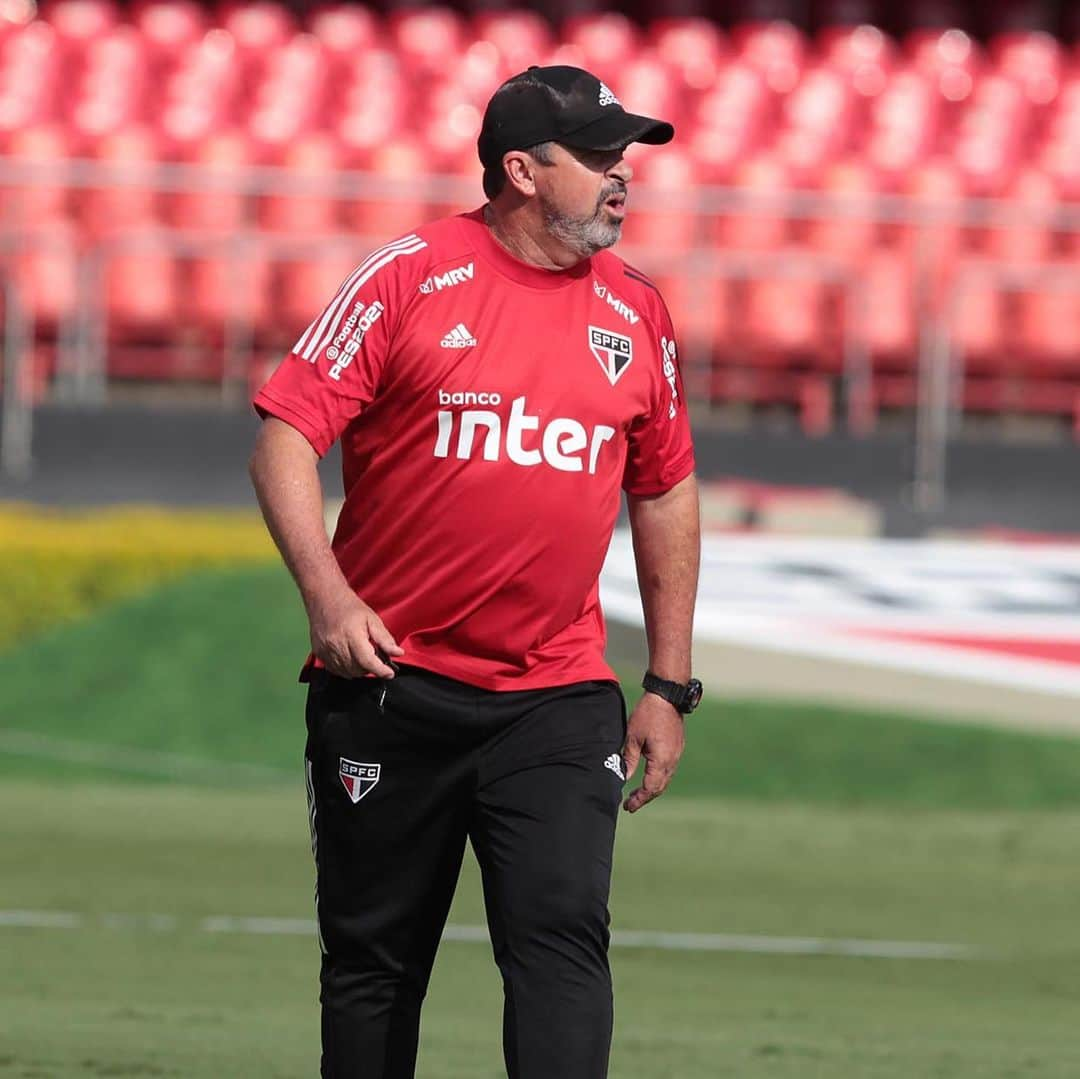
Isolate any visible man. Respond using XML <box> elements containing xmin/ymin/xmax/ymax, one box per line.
<box><xmin>249</xmin><ymin>65</ymin><xmax>702</xmax><ymax>1079</ymax></box>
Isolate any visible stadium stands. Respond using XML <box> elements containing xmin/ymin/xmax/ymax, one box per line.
<box><xmin>0</xmin><ymin>1</ymin><xmax>1076</xmax><ymax>432</ymax></box>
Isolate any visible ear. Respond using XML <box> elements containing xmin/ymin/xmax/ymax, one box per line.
<box><xmin>502</xmin><ymin>150</ymin><xmax>540</xmax><ymax>197</ymax></box>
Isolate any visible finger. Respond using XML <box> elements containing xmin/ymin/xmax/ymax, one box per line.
<box><xmin>350</xmin><ymin>638</ymin><xmax>397</xmax><ymax>679</ymax></box>
<box><xmin>621</xmin><ymin>735</ymin><xmax>643</xmax><ymax>782</ymax></box>
<box><xmin>623</xmin><ymin>759</ymin><xmax>673</xmax><ymax>813</ymax></box>
<box><xmin>369</xmin><ymin>620</ymin><xmax>405</xmax><ymax>657</ymax></box>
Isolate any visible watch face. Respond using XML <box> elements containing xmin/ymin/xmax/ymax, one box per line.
<box><xmin>684</xmin><ymin>679</ymin><xmax>703</xmax><ymax>712</ymax></box>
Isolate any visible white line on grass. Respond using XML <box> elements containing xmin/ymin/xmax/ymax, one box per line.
<box><xmin>0</xmin><ymin>910</ymin><xmax>978</xmax><ymax>960</ymax></box>
<box><xmin>0</xmin><ymin>729</ymin><xmax>290</xmax><ymax>783</ymax></box>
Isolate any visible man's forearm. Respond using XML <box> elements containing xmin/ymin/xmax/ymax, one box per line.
<box><xmin>249</xmin><ymin>417</ymin><xmax>352</xmax><ymax>614</ymax></box>
<box><xmin>626</xmin><ymin>473</ymin><xmax>700</xmax><ymax>682</ymax></box>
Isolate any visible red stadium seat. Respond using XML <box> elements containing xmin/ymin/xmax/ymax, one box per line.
<box><xmin>859</xmin><ymin>248</ymin><xmax>917</xmax><ymax>365</ymax></box>
<box><xmin>0</xmin><ymin>23</ymin><xmax>62</xmax><ymax>139</ymax></box>
<box><xmin>103</xmin><ymin>231</ymin><xmax>179</xmax><ymax>339</ymax></box>
<box><xmin>650</xmin><ymin>17</ymin><xmax>726</xmax><ymax>93</ymax></box>
<box><xmin>80</xmin><ymin>126</ymin><xmax>163</xmax><ymax>237</ymax></box>
<box><xmin>807</xmin><ymin>158</ymin><xmax>880</xmax><ymax>261</ymax></box>
<box><xmin>261</xmin><ymin>132</ymin><xmax>343</xmax><ymax>234</ymax></box>
<box><xmin>693</xmin><ymin>62</ymin><xmax>770</xmax><ymax>181</ymax></box>
<box><xmin>619</xmin><ymin>147</ymin><xmax>697</xmax><ymax>253</ymax></box>
<box><xmin>218</xmin><ymin>1</ymin><xmax>296</xmax><ymax>54</ymax></box>
<box><xmin>610</xmin><ymin>54</ymin><xmax>682</xmax><ymax>129</ymax></box>
<box><xmin>43</xmin><ymin>0</ymin><xmax>117</xmax><ymax>49</ymax></box>
<box><xmin>562</xmin><ymin>14</ymin><xmax>641</xmax><ymax>79</ymax></box>
<box><xmin>864</xmin><ymin>67</ymin><xmax>938</xmax><ymax>179</ymax></box>
<box><xmin>907</xmin><ymin>27</ymin><xmax>981</xmax><ymax>104</ymax></box>
<box><xmin>985</xmin><ymin>167</ymin><xmax>1057</xmax><ymax>264</ymax></box>
<box><xmin>187</xmin><ymin>233</ymin><xmax>273</xmax><ymax>340</ymax></box>
<box><xmin>1</xmin><ymin>124</ymin><xmax>71</xmax><ymax>224</ymax></box>
<box><xmin>731</xmin><ymin>20</ymin><xmax>806</xmax><ymax>96</ymax></box>
<box><xmin>819</xmin><ymin>23</ymin><xmax>896</xmax><ymax>99</ymax></box>
<box><xmin>472</xmin><ymin>11</ymin><xmax>553</xmax><ymax>76</ymax></box>
<box><xmin>275</xmin><ymin>240</ymin><xmax>367</xmax><ymax>342</ymax></box>
<box><xmin>12</xmin><ymin>217</ymin><xmax>79</xmax><ymax>330</ymax></box>
<box><xmin>132</xmin><ymin>0</ymin><xmax>207</xmax><ymax>60</ymax></box>
<box><xmin>347</xmin><ymin>138</ymin><xmax>436</xmax><ymax>242</ymax></box>
<box><xmin>948</xmin><ymin>261</ymin><xmax>1006</xmax><ymax>370</ymax></box>
<box><xmin>308</xmin><ymin>4</ymin><xmax>381</xmax><ymax>75</ymax></box>
<box><xmin>743</xmin><ymin>252</ymin><xmax>830</xmax><ymax>362</ymax></box>
<box><xmin>718</xmin><ymin>154</ymin><xmax>794</xmax><ymax>251</ymax></box>
<box><xmin>1018</xmin><ymin>260</ymin><xmax>1080</xmax><ymax>372</ymax></box>
<box><xmin>388</xmin><ymin>7</ymin><xmax>466</xmax><ymax>77</ymax></box>
<box><xmin>991</xmin><ymin>30</ymin><xmax>1063</xmax><ymax>107</ymax></box>
<box><xmin>171</xmin><ymin>128</ymin><xmax>254</xmax><ymax>232</ymax></box>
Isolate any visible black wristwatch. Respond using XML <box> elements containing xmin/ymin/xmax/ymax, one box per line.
<box><xmin>642</xmin><ymin>671</ymin><xmax>703</xmax><ymax>715</ymax></box>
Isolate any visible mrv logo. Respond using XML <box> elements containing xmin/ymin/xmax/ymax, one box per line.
<box><xmin>434</xmin><ymin>393</ymin><xmax>615</xmax><ymax>474</ymax></box>
<box><xmin>588</xmin><ymin>325</ymin><xmax>633</xmax><ymax>386</ymax></box>
<box><xmin>593</xmin><ymin>281</ymin><xmax>639</xmax><ymax>325</ymax></box>
<box><xmin>419</xmin><ymin>262</ymin><xmax>474</xmax><ymax>294</ymax></box>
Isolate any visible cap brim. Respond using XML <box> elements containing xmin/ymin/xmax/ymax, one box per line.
<box><xmin>559</xmin><ymin>111</ymin><xmax>674</xmax><ymax>153</ymax></box>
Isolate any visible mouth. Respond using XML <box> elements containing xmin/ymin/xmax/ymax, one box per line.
<box><xmin>603</xmin><ymin>192</ymin><xmax>627</xmax><ymax>218</ymax></box>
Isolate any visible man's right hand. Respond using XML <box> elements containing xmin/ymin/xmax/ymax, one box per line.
<box><xmin>307</xmin><ymin>590</ymin><xmax>404</xmax><ymax>679</ymax></box>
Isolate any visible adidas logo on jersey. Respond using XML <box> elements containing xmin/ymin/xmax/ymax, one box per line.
<box><xmin>419</xmin><ymin>262</ymin><xmax>475</xmax><ymax>294</ymax></box>
<box><xmin>441</xmin><ymin>323</ymin><xmax>478</xmax><ymax>349</ymax></box>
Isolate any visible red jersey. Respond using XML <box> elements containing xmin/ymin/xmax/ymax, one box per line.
<box><xmin>254</xmin><ymin>208</ymin><xmax>694</xmax><ymax>690</ymax></box>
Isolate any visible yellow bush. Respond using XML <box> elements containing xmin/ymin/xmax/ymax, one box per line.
<box><xmin>0</xmin><ymin>505</ymin><xmax>277</xmax><ymax>648</ymax></box>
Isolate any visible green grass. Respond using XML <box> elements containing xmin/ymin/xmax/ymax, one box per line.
<box><xmin>2</xmin><ymin>564</ymin><xmax>1080</xmax><ymax>807</ymax></box>
<box><xmin>1</xmin><ymin>783</ymin><xmax>1079</xmax><ymax>1078</ymax></box>
<box><xmin>4</xmin><ymin>566</ymin><xmax>1080</xmax><ymax>1075</ymax></box>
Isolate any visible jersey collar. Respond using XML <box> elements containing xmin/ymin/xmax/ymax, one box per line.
<box><xmin>461</xmin><ymin>207</ymin><xmax>593</xmax><ymax>290</ymax></box>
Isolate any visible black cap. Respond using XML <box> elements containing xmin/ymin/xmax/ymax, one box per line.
<box><xmin>477</xmin><ymin>65</ymin><xmax>674</xmax><ymax>169</ymax></box>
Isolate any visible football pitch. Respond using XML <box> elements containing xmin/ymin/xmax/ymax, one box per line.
<box><xmin>3</xmin><ymin>783</ymin><xmax>1080</xmax><ymax>1078</ymax></box>
<box><xmin>3</xmin><ymin>566</ymin><xmax>1080</xmax><ymax>1077</ymax></box>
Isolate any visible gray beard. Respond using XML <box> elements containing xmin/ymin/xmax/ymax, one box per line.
<box><xmin>539</xmin><ymin>192</ymin><xmax>623</xmax><ymax>258</ymax></box>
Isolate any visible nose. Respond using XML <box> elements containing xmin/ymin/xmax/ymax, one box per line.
<box><xmin>609</xmin><ymin>155</ymin><xmax>633</xmax><ymax>185</ymax></box>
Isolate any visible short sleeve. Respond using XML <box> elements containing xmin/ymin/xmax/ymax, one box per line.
<box><xmin>252</xmin><ymin>234</ymin><xmax>427</xmax><ymax>456</ymax></box>
<box><xmin>622</xmin><ymin>296</ymin><xmax>696</xmax><ymax>497</ymax></box>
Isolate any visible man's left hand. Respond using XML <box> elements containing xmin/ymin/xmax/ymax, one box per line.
<box><xmin>621</xmin><ymin>691</ymin><xmax>686</xmax><ymax>813</ymax></box>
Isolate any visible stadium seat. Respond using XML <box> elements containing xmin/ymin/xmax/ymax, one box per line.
<box><xmin>649</xmin><ymin>17</ymin><xmax>726</xmax><ymax>92</ymax></box>
<box><xmin>619</xmin><ymin>146</ymin><xmax>697</xmax><ymax>253</ymax></box>
<box><xmin>1017</xmin><ymin>260</ymin><xmax>1080</xmax><ymax>372</ymax></box>
<box><xmin>187</xmin><ymin>232</ymin><xmax>273</xmax><ymax>341</ymax></box>
<box><xmin>131</xmin><ymin>0</ymin><xmax>207</xmax><ymax>60</ymax></box>
<box><xmin>985</xmin><ymin>167</ymin><xmax>1057</xmax><ymax>264</ymax></box>
<box><xmin>731</xmin><ymin>19</ymin><xmax>806</xmax><ymax>95</ymax></box>
<box><xmin>0</xmin><ymin>22</ymin><xmax>61</xmax><ymax>141</ymax></box>
<box><xmin>308</xmin><ymin>4</ymin><xmax>381</xmax><ymax>75</ymax></box>
<box><xmin>260</xmin><ymin>132</ymin><xmax>343</xmax><ymax>234</ymax></box>
<box><xmin>43</xmin><ymin>0</ymin><xmax>118</xmax><ymax>49</ymax></box>
<box><xmin>718</xmin><ymin>154</ymin><xmax>794</xmax><ymax>250</ymax></box>
<box><xmin>11</xmin><ymin>217</ymin><xmax>79</xmax><ymax>330</ymax></box>
<box><xmin>991</xmin><ymin>30</ymin><xmax>1063</xmax><ymax>106</ymax></box>
<box><xmin>472</xmin><ymin>10</ymin><xmax>554</xmax><ymax>75</ymax></box>
<box><xmin>388</xmin><ymin>7</ymin><xmax>466</xmax><ymax>77</ymax></box>
<box><xmin>82</xmin><ymin>125</ymin><xmax>162</xmax><ymax>235</ymax></box>
<box><xmin>347</xmin><ymin>137</ymin><xmax>436</xmax><ymax>241</ymax></box>
<box><xmin>171</xmin><ymin>128</ymin><xmax>254</xmax><ymax>232</ymax></box>
<box><xmin>562</xmin><ymin>14</ymin><xmax>641</xmax><ymax>78</ymax></box>
<box><xmin>1</xmin><ymin>124</ymin><xmax>71</xmax><ymax>224</ymax></box>
<box><xmin>807</xmin><ymin>158</ymin><xmax>880</xmax><ymax>261</ymax></box>
<box><xmin>103</xmin><ymin>230</ymin><xmax>179</xmax><ymax>339</ymax></box>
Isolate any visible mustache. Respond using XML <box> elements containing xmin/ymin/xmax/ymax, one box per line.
<box><xmin>596</xmin><ymin>183</ymin><xmax>627</xmax><ymax>209</ymax></box>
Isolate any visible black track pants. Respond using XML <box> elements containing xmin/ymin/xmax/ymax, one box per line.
<box><xmin>302</xmin><ymin>664</ymin><xmax>627</xmax><ymax>1079</ymax></box>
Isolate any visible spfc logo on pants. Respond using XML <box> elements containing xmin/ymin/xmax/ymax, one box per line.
<box><xmin>339</xmin><ymin>759</ymin><xmax>381</xmax><ymax>804</ymax></box>
<box><xmin>588</xmin><ymin>325</ymin><xmax>633</xmax><ymax>386</ymax></box>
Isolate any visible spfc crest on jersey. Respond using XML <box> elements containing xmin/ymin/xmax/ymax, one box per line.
<box><xmin>339</xmin><ymin>758</ymin><xmax>381</xmax><ymax>804</ymax></box>
<box><xmin>588</xmin><ymin>325</ymin><xmax>633</xmax><ymax>386</ymax></box>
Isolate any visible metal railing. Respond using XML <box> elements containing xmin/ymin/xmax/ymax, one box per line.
<box><xmin>1</xmin><ymin>156</ymin><xmax>1078</xmax><ymax>511</ymax></box>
